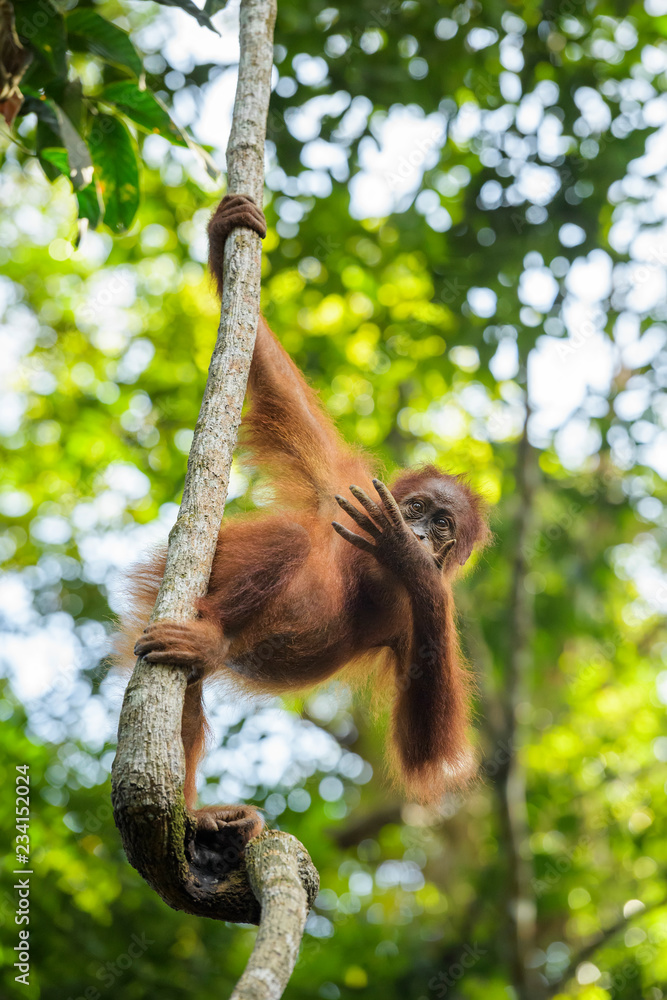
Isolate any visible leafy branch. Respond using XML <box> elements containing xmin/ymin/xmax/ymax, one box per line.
<box><xmin>3</xmin><ymin>0</ymin><xmax>219</xmax><ymax>236</ymax></box>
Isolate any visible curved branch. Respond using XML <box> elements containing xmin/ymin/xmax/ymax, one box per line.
<box><xmin>547</xmin><ymin>900</ymin><xmax>666</xmax><ymax>996</ymax></box>
<box><xmin>231</xmin><ymin>833</ymin><xmax>320</xmax><ymax>1000</ymax></box>
<box><xmin>111</xmin><ymin>0</ymin><xmax>318</xmax><ymax>940</ymax></box>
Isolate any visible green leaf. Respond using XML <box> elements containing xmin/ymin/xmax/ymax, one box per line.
<box><xmin>55</xmin><ymin>78</ymin><xmax>87</xmax><ymax>133</ymax></box>
<box><xmin>100</xmin><ymin>81</ymin><xmax>185</xmax><ymax>142</ymax></box>
<box><xmin>51</xmin><ymin>103</ymin><xmax>94</xmax><ymax>190</ymax></box>
<box><xmin>34</xmin><ymin>111</ymin><xmax>62</xmax><ymax>181</ymax></box>
<box><xmin>148</xmin><ymin>0</ymin><xmax>219</xmax><ymax>34</ymax></box>
<box><xmin>89</xmin><ymin>114</ymin><xmax>140</xmax><ymax>232</ymax></box>
<box><xmin>76</xmin><ymin>183</ymin><xmax>103</xmax><ymax>232</ymax></box>
<box><xmin>15</xmin><ymin>0</ymin><xmax>66</xmax><ymax>79</ymax></box>
<box><xmin>66</xmin><ymin>10</ymin><xmax>144</xmax><ymax>78</ymax></box>
<box><xmin>39</xmin><ymin>147</ymin><xmax>100</xmax><ymax>240</ymax></box>
<box><xmin>100</xmin><ymin>81</ymin><xmax>218</xmax><ymax>180</ymax></box>
<box><xmin>204</xmin><ymin>0</ymin><xmax>228</xmax><ymax>14</ymax></box>
<box><xmin>31</xmin><ymin>102</ymin><xmax>92</xmax><ymax>190</ymax></box>
<box><xmin>39</xmin><ymin>146</ymin><xmax>69</xmax><ymax>177</ymax></box>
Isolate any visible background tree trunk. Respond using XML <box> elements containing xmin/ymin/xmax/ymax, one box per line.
<box><xmin>495</xmin><ymin>401</ymin><xmax>542</xmax><ymax>1000</ymax></box>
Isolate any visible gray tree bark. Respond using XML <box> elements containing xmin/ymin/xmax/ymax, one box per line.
<box><xmin>231</xmin><ymin>832</ymin><xmax>316</xmax><ymax>1000</ymax></box>
<box><xmin>111</xmin><ymin>0</ymin><xmax>319</xmax><ymax>990</ymax></box>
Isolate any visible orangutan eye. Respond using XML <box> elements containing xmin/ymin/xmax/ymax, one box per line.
<box><xmin>410</xmin><ymin>500</ymin><xmax>424</xmax><ymax>513</ymax></box>
<box><xmin>435</xmin><ymin>516</ymin><xmax>453</xmax><ymax>531</ymax></box>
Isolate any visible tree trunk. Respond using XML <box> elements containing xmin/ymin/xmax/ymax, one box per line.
<box><xmin>496</xmin><ymin>403</ymin><xmax>542</xmax><ymax>1000</ymax></box>
<box><xmin>111</xmin><ymin>0</ymin><xmax>319</xmax><ymax>990</ymax></box>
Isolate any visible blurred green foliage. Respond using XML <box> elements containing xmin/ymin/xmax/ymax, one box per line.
<box><xmin>1</xmin><ymin>1</ymin><xmax>667</xmax><ymax>999</ymax></box>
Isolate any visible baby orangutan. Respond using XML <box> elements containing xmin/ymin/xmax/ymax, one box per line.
<box><xmin>116</xmin><ymin>194</ymin><xmax>489</xmax><ymax>853</ymax></box>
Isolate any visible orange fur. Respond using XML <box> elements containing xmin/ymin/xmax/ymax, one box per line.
<box><xmin>113</xmin><ymin>196</ymin><xmax>490</xmax><ymax>822</ymax></box>
<box><xmin>113</xmin><ymin>321</ymin><xmax>488</xmax><ymax>807</ymax></box>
